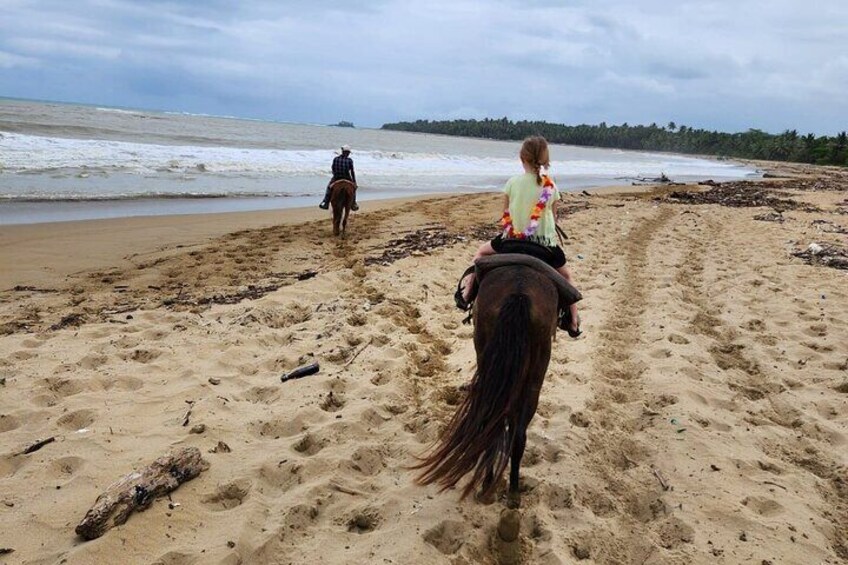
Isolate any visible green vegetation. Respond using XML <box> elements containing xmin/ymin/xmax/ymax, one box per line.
<box><xmin>381</xmin><ymin>118</ymin><xmax>848</xmax><ymax>166</ymax></box>
<box><xmin>335</xmin><ymin>120</ymin><xmax>355</xmax><ymax>128</ymax></box>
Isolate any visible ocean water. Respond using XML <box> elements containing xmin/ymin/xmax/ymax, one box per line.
<box><xmin>0</xmin><ymin>99</ymin><xmax>760</xmax><ymax>225</ymax></box>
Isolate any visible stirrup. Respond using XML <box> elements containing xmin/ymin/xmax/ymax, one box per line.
<box><xmin>454</xmin><ymin>265</ymin><xmax>476</xmax><ymax>311</ymax></box>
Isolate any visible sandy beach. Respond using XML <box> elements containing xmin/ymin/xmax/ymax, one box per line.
<box><xmin>1</xmin><ymin>165</ymin><xmax>847</xmax><ymax>564</ymax></box>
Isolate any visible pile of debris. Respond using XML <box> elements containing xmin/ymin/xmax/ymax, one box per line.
<box><xmin>365</xmin><ymin>224</ymin><xmax>498</xmax><ymax>266</ymax></box>
<box><xmin>792</xmin><ymin>242</ymin><xmax>848</xmax><ymax>270</ymax></box>
<box><xmin>753</xmin><ymin>211</ymin><xmax>786</xmax><ymax>223</ymax></box>
<box><xmin>665</xmin><ymin>180</ymin><xmax>820</xmax><ymax>212</ymax></box>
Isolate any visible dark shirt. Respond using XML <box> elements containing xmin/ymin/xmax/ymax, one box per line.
<box><xmin>332</xmin><ymin>154</ymin><xmax>355</xmax><ymax>182</ymax></box>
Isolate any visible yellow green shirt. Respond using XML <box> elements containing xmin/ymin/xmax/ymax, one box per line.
<box><xmin>503</xmin><ymin>173</ymin><xmax>560</xmax><ymax>246</ymax></box>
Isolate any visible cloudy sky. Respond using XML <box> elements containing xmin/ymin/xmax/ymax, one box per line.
<box><xmin>1</xmin><ymin>0</ymin><xmax>846</xmax><ymax>134</ymax></box>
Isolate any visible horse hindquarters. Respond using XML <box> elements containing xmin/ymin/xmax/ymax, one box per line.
<box><xmin>415</xmin><ymin>291</ymin><xmax>536</xmax><ymax>502</ymax></box>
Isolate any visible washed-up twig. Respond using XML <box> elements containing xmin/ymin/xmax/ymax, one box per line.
<box><xmin>762</xmin><ymin>480</ymin><xmax>787</xmax><ymax>491</ymax></box>
<box><xmin>0</xmin><ymin>548</ymin><xmax>14</xmax><ymax>555</ymax></box>
<box><xmin>297</xmin><ymin>270</ymin><xmax>318</xmax><ymax>281</ymax></box>
<box><xmin>281</xmin><ymin>363</ymin><xmax>320</xmax><ymax>383</ymax></box>
<box><xmin>329</xmin><ymin>481</ymin><xmax>365</xmax><ymax>496</ymax></box>
<box><xmin>182</xmin><ymin>401</ymin><xmax>195</xmax><ymax>427</ymax></box>
<box><xmin>652</xmin><ymin>467</ymin><xmax>670</xmax><ymax>491</ymax></box>
<box><xmin>344</xmin><ymin>338</ymin><xmax>373</xmax><ymax>368</ymax></box>
<box><xmin>15</xmin><ymin>436</ymin><xmax>56</xmax><ymax>456</ymax></box>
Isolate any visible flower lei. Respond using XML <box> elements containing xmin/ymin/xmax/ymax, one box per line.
<box><xmin>501</xmin><ymin>173</ymin><xmax>556</xmax><ymax>239</ymax></box>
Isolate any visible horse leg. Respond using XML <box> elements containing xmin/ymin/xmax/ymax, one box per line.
<box><xmin>342</xmin><ymin>205</ymin><xmax>350</xmax><ymax>235</ymax></box>
<box><xmin>506</xmin><ymin>419</ymin><xmax>527</xmax><ymax>509</ymax></box>
<box><xmin>332</xmin><ymin>203</ymin><xmax>341</xmax><ymax>236</ymax></box>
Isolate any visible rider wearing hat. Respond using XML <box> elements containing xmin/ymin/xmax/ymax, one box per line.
<box><xmin>319</xmin><ymin>144</ymin><xmax>358</xmax><ymax>211</ymax></box>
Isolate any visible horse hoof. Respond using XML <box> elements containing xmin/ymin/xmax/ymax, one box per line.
<box><xmin>497</xmin><ymin>508</ymin><xmax>521</xmax><ymax>542</ymax></box>
<box><xmin>506</xmin><ymin>492</ymin><xmax>520</xmax><ymax>510</ymax></box>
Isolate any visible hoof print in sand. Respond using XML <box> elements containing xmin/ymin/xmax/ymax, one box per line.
<box><xmin>202</xmin><ymin>479</ymin><xmax>251</xmax><ymax>511</ymax></box>
<box><xmin>423</xmin><ymin>520</ymin><xmax>469</xmax><ymax>555</ymax></box>
<box><xmin>346</xmin><ymin>508</ymin><xmax>381</xmax><ymax>534</ymax></box>
<box><xmin>292</xmin><ymin>433</ymin><xmax>326</xmax><ymax>456</ymax></box>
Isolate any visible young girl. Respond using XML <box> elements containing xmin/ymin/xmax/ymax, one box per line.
<box><xmin>460</xmin><ymin>136</ymin><xmax>581</xmax><ymax>337</ymax></box>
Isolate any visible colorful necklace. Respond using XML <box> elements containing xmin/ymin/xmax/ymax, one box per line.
<box><xmin>501</xmin><ymin>173</ymin><xmax>556</xmax><ymax>239</ymax></box>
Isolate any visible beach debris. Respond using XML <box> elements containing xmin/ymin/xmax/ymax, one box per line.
<box><xmin>15</xmin><ymin>436</ymin><xmax>56</xmax><ymax>456</ymax></box>
<box><xmin>753</xmin><ymin>211</ymin><xmax>786</xmax><ymax>223</ymax></box>
<box><xmin>208</xmin><ymin>377</ymin><xmax>221</xmax><ymax>386</ymax></box>
<box><xmin>792</xmin><ymin>242</ymin><xmax>848</xmax><ymax>270</ymax></box>
<box><xmin>182</xmin><ymin>400</ymin><xmax>195</xmax><ymax>427</ymax></box>
<box><xmin>281</xmin><ymin>362</ymin><xmax>320</xmax><ymax>383</ymax></box>
<box><xmin>811</xmin><ymin>219</ymin><xmax>848</xmax><ymax>234</ymax></box>
<box><xmin>364</xmin><ymin>224</ymin><xmax>498</xmax><ymax>266</ymax></box>
<box><xmin>556</xmin><ymin>200</ymin><xmax>592</xmax><ymax>219</ymax></box>
<box><xmin>343</xmin><ymin>338</ymin><xmax>373</xmax><ymax>368</ymax></box>
<box><xmin>0</xmin><ymin>377</ymin><xmax>5</xmax><ymax>386</ymax></box>
<box><xmin>297</xmin><ymin>270</ymin><xmax>318</xmax><ymax>281</ymax></box>
<box><xmin>210</xmin><ymin>441</ymin><xmax>231</xmax><ymax>453</ymax></box>
<box><xmin>190</xmin><ymin>424</ymin><xmax>206</xmax><ymax>434</ymax></box>
<box><xmin>665</xmin><ymin>180</ymin><xmax>821</xmax><ymax>211</ymax></box>
<box><xmin>49</xmin><ymin>313</ymin><xmax>85</xmax><ymax>331</ymax></box>
<box><xmin>0</xmin><ymin>548</ymin><xmax>14</xmax><ymax>556</ymax></box>
<box><xmin>75</xmin><ymin>447</ymin><xmax>209</xmax><ymax>540</ymax></box>
<box><xmin>652</xmin><ymin>466</ymin><xmax>670</xmax><ymax>491</ymax></box>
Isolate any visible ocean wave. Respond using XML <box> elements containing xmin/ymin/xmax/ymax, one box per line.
<box><xmin>0</xmin><ymin>191</ymin><xmax>311</xmax><ymax>202</ymax></box>
<box><xmin>0</xmin><ymin>132</ymin><xmax>753</xmax><ymax>180</ymax></box>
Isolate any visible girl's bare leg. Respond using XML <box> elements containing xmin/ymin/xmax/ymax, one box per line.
<box><xmin>461</xmin><ymin>242</ymin><xmax>496</xmax><ymax>302</ymax></box>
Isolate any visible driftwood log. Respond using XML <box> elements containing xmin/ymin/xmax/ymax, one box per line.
<box><xmin>75</xmin><ymin>447</ymin><xmax>209</xmax><ymax>540</ymax></box>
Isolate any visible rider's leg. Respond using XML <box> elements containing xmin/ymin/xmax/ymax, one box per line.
<box><xmin>556</xmin><ymin>265</ymin><xmax>580</xmax><ymax>334</ymax></box>
<box><xmin>461</xmin><ymin>241</ymin><xmax>496</xmax><ymax>302</ymax></box>
<box><xmin>319</xmin><ymin>182</ymin><xmax>332</xmax><ymax>209</ymax></box>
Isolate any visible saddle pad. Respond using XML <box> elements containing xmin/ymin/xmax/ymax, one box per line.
<box><xmin>475</xmin><ymin>254</ymin><xmax>582</xmax><ymax>306</ymax></box>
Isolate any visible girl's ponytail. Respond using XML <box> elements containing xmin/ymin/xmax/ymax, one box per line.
<box><xmin>520</xmin><ymin>136</ymin><xmax>551</xmax><ymax>186</ymax></box>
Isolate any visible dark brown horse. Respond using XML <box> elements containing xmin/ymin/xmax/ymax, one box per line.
<box><xmin>415</xmin><ymin>265</ymin><xmax>558</xmax><ymax>507</ymax></box>
<box><xmin>329</xmin><ymin>179</ymin><xmax>355</xmax><ymax>236</ymax></box>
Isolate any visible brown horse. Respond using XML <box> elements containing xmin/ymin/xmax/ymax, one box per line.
<box><xmin>415</xmin><ymin>265</ymin><xmax>558</xmax><ymax>507</ymax></box>
<box><xmin>329</xmin><ymin>179</ymin><xmax>355</xmax><ymax>236</ymax></box>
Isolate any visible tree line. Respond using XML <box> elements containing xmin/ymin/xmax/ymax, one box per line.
<box><xmin>381</xmin><ymin>118</ymin><xmax>848</xmax><ymax>167</ymax></box>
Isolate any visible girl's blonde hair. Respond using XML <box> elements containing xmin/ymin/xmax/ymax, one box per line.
<box><xmin>520</xmin><ymin>136</ymin><xmax>551</xmax><ymax>185</ymax></box>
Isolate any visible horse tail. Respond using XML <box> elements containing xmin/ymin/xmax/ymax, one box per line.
<box><xmin>415</xmin><ymin>293</ymin><xmax>533</xmax><ymax>500</ymax></box>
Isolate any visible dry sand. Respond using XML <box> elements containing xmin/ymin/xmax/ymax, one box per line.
<box><xmin>1</xmin><ymin>167</ymin><xmax>847</xmax><ymax>564</ymax></box>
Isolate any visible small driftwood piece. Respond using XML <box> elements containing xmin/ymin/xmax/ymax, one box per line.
<box><xmin>652</xmin><ymin>467</ymin><xmax>670</xmax><ymax>491</ymax></box>
<box><xmin>75</xmin><ymin>447</ymin><xmax>209</xmax><ymax>540</ymax></box>
<box><xmin>15</xmin><ymin>436</ymin><xmax>55</xmax><ymax>456</ymax></box>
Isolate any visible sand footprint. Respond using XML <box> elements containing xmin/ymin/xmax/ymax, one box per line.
<box><xmin>292</xmin><ymin>432</ymin><xmax>327</xmax><ymax>456</ymax></box>
<box><xmin>56</xmin><ymin>409</ymin><xmax>97</xmax><ymax>431</ymax></box>
<box><xmin>202</xmin><ymin>479</ymin><xmax>251</xmax><ymax>511</ymax></box>
<box><xmin>344</xmin><ymin>506</ymin><xmax>382</xmax><ymax>534</ymax></box>
<box><xmin>423</xmin><ymin>520</ymin><xmax>470</xmax><ymax>555</ymax></box>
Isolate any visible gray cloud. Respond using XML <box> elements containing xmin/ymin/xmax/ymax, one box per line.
<box><xmin>0</xmin><ymin>0</ymin><xmax>846</xmax><ymax>133</ymax></box>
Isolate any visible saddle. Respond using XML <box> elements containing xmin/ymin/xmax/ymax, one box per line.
<box><xmin>455</xmin><ymin>254</ymin><xmax>582</xmax><ymax>330</ymax></box>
